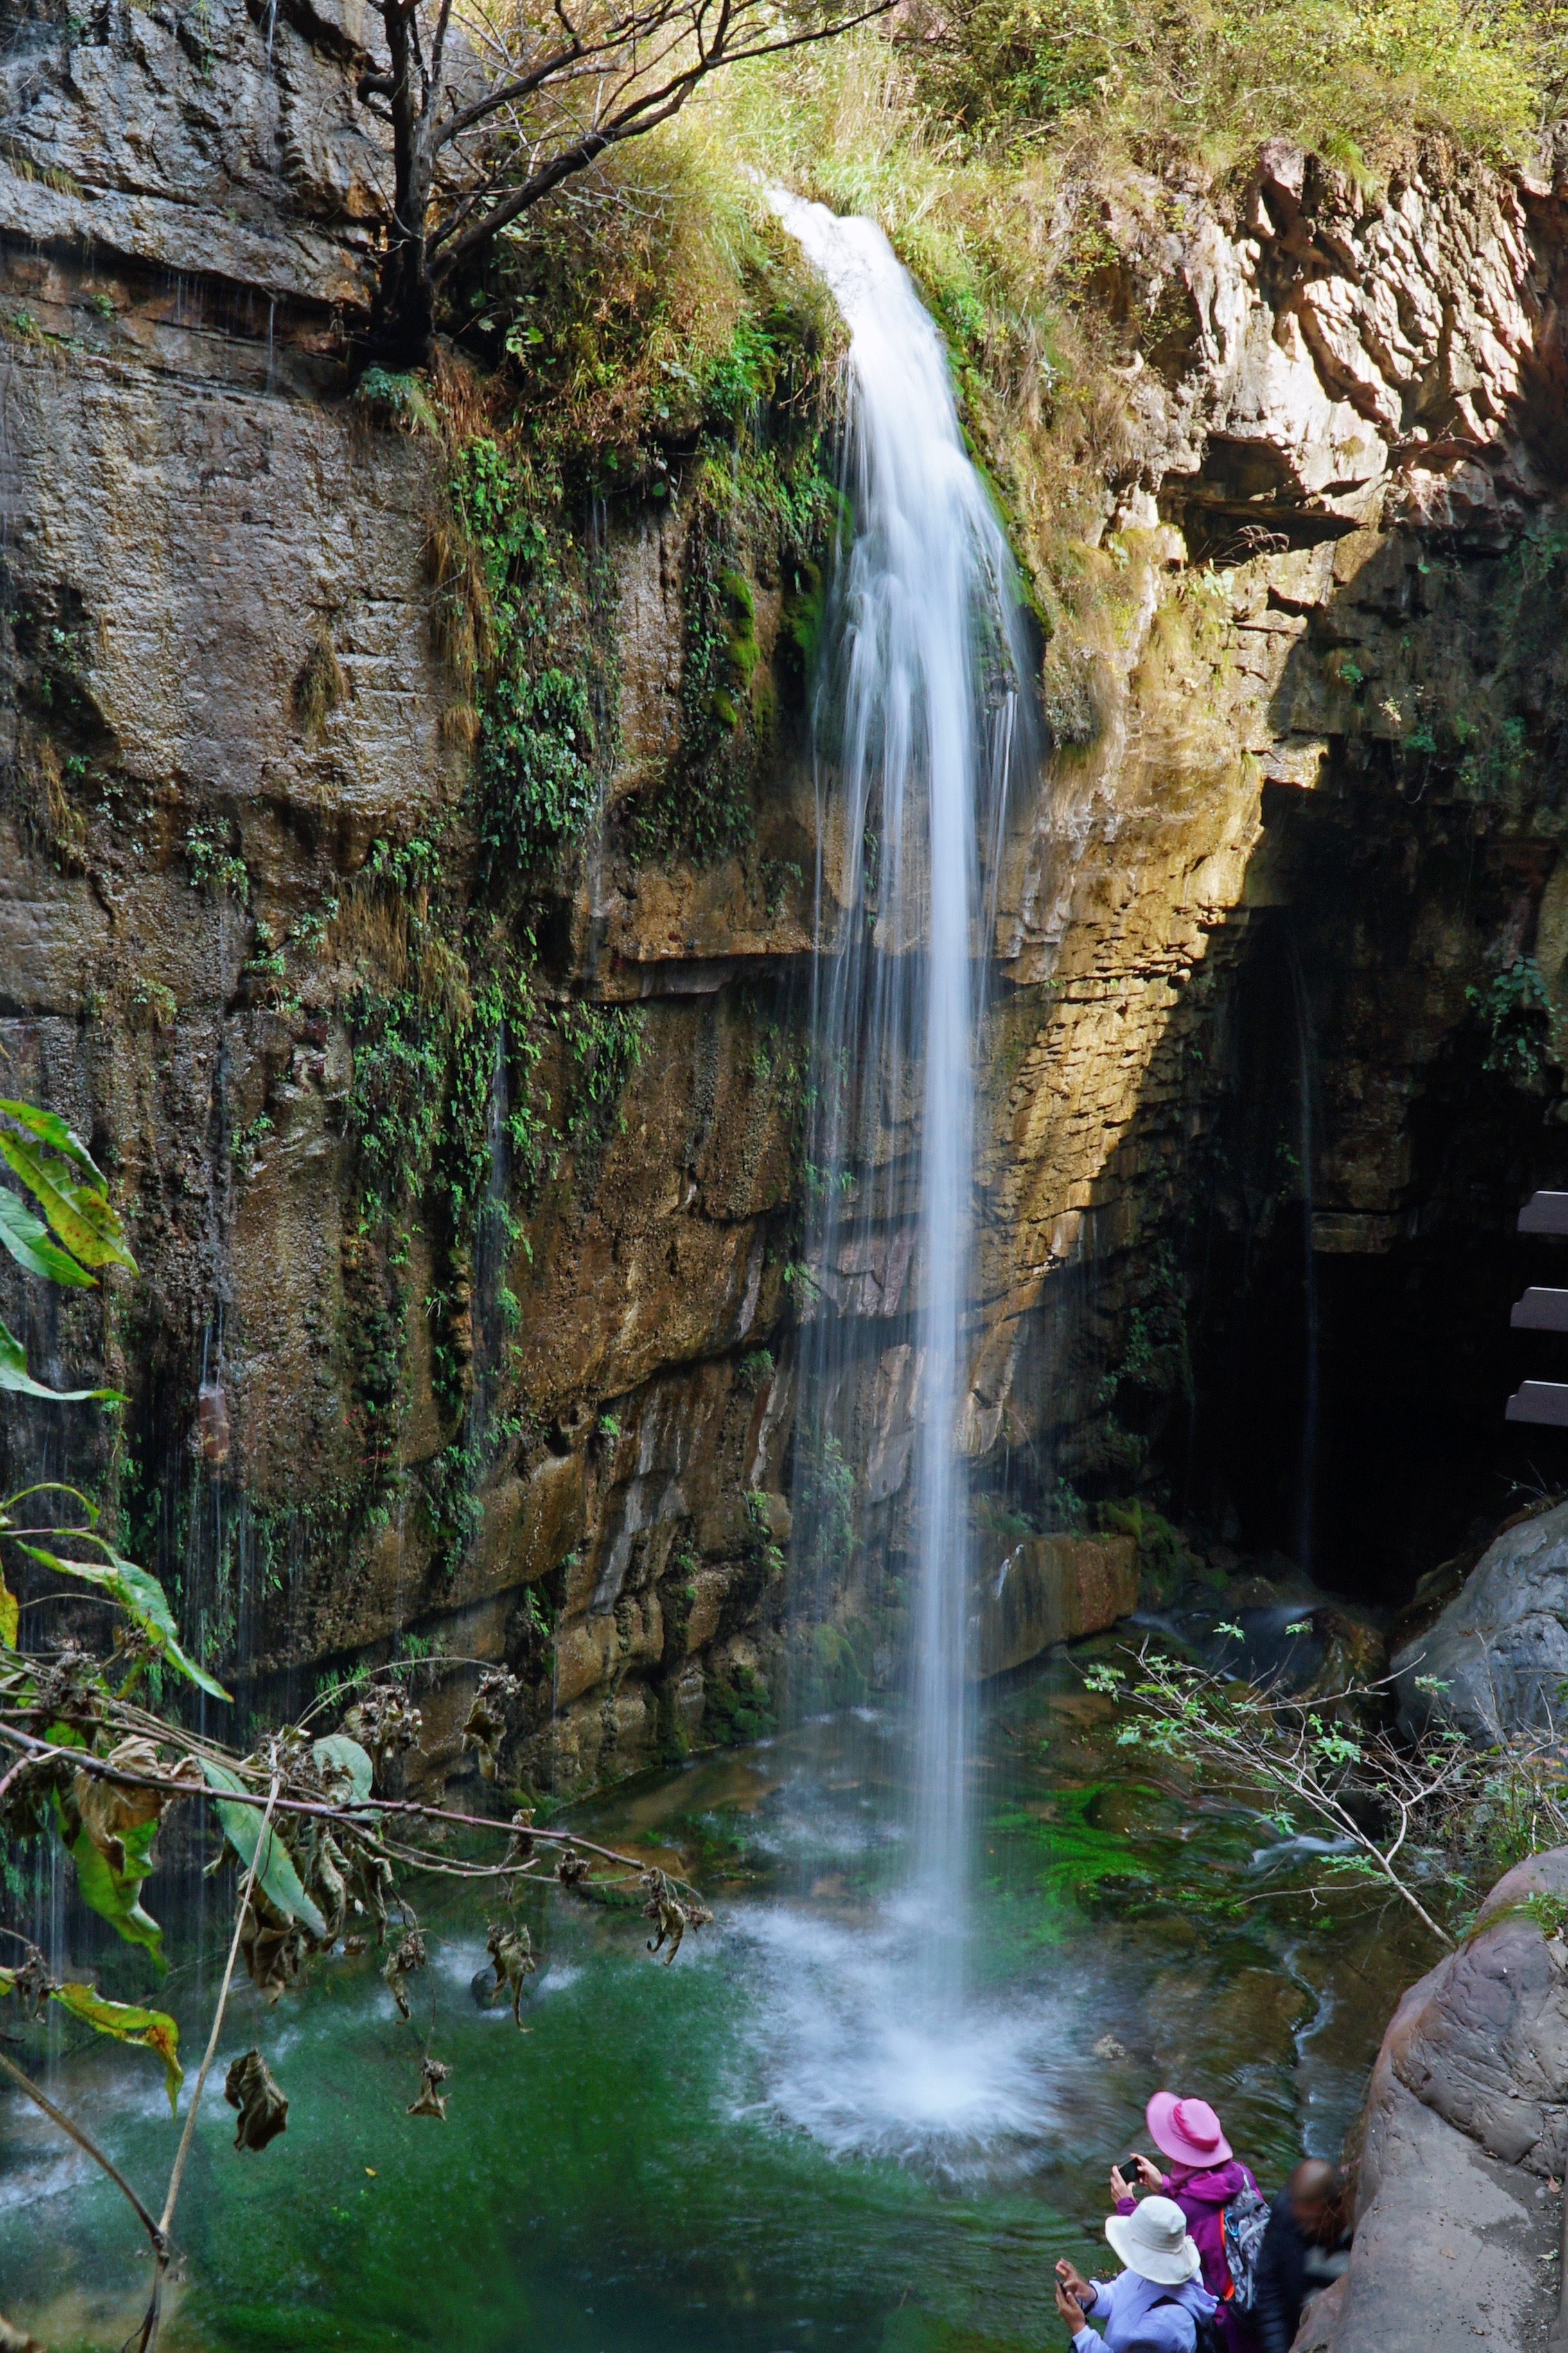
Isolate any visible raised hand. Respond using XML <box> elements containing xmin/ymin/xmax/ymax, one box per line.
<box><xmin>1053</xmin><ymin>2278</ymin><xmax>1086</xmax><ymax>2334</ymax></box>
<box><xmin>1128</xmin><ymin>2151</ymin><xmax>1163</xmax><ymax>2190</ymax></box>
<box><xmin>1055</xmin><ymin>2259</ymin><xmax>1093</xmax><ymax>2303</ymax></box>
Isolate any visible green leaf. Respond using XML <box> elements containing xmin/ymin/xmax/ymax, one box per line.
<box><xmin>57</xmin><ymin>1794</ymin><xmax>164</xmax><ymax>1967</ymax></box>
<box><xmin>0</xmin><ymin>1319</ymin><xmax>124</xmax><ymax>1404</ymax></box>
<box><xmin>13</xmin><ymin>1542</ymin><xmax>229</xmax><ymax>1700</ymax></box>
<box><xmin>0</xmin><ymin>1564</ymin><xmax>16</xmax><ymax>1649</ymax></box>
<box><xmin>201</xmin><ymin>1760</ymin><xmax>327</xmax><ymax>1939</ymax></box>
<box><xmin>50</xmin><ymin>1982</ymin><xmax>183</xmax><ymax>2113</ymax></box>
<box><xmin>312</xmin><ymin>1733</ymin><xmax>374</xmax><ymax>1804</ymax></box>
<box><xmin>0</xmin><ymin>1187</ymin><xmax>93</xmax><ymax>1285</ymax></box>
<box><xmin>0</xmin><ymin>1100</ymin><xmax>106</xmax><ymax>1187</ymax></box>
<box><xmin>0</xmin><ymin>1126</ymin><xmax>136</xmax><ymax>1275</ymax></box>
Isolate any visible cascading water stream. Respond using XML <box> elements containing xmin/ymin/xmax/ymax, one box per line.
<box><xmin>770</xmin><ymin>193</ymin><xmax>1028</xmax><ymax>2012</ymax></box>
<box><xmin>1286</xmin><ymin>935</ymin><xmax>1319</xmax><ymax>1576</ymax></box>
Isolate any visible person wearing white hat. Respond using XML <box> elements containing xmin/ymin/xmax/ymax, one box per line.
<box><xmin>1055</xmin><ymin>2196</ymin><xmax>1220</xmax><ymax>2352</ymax></box>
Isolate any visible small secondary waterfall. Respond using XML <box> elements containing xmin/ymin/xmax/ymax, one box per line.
<box><xmin>771</xmin><ymin>195</ymin><xmax>1028</xmax><ymax>1986</ymax></box>
<box><xmin>1287</xmin><ymin>935</ymin><xmax>1319</xmax><ymax>1577</ymax></box>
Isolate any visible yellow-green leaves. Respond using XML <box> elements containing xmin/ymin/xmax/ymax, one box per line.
<box><xmin>13</xmin><ymin>1541</ymin><xmax>230</xmax><ymax>1701</ymax></box>
<box><xmin>0</xmin><ymin>1186</ymin><xmax>93</xmax><ymax>1286</ymax></box>
<box><xmin>0</xmin><ymin>1100</ymin><xmax>137</xmax><ymax>1279</ymax></box>
<box><xmin>0</xmin><ymin>1097</ymin><xmax>136</xmax><ymax>1402</ymax></box>
<box><xmin>75</xmin><ymin>1737</ymin><xmax>198</xmax><ymax>1874</ymax></box>
<box><xmin>57</xmin><ymin>1793</ymin><xmax>166</xmax><ymax>1967</ymax></box>
<box><xmin>51</xmin><ymin>1984</ymin><xmax>183</xmax><ymax>2113</ymax></box>
<box><xmin>0</xmin><ymin>1966</ymin><xmax>182</xmax><ymax>2112</ymax></box>
<box><xmin>0</xmin><ymin>1320</ymin><xmax>124</xmax><ymax>1405</ymax></box>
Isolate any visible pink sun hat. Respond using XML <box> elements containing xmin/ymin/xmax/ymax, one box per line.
<box><xmin>1145</xmin><ymin>2092</ymin><xmax>1233</xmax><ymax>2168</ymax></box>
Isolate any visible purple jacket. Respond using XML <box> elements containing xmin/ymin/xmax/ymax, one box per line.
<box><xmin>1116</xmin><ymin>2160</ymin><xmax>1258</xmax><ymax>2300</ymax></box>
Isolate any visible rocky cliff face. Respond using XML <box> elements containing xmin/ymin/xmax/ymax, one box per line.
<box><xmin>973</xmin><ymin>140</ymin><xmax>1568</xmax><ymax>1595</ymax></box>
<box><xmin>1299</xmin><ymin>1846</ymin><xmax>1568</xmax><ymax>2352</ymax></box>
<box><xmin>5</xmin><ymin>0</ymin><xmax>1568</xmax><ymax>1795</ymax></box>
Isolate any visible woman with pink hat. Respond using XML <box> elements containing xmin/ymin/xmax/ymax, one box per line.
<box><xmin>1110</xmin><ymin>2093</ymin><xmax>1262</xmax><ymax>2349</ymax></box>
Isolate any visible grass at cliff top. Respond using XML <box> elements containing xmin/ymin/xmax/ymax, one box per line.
<box><xmin>485</xmin><ymin>0</ymin><xmax>1557</xmax><ymax>679</ymax></box>
<box><xmin>0</xmin><ymin>1663</ymin><xmax>1431</xmax><ymax>2353</ymax></box>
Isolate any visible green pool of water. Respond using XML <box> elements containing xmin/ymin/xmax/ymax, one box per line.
<box><xmin>0</xmin><ymin>1661</ymin><xmax>1430</xmax><ymax>2352</ymax></box>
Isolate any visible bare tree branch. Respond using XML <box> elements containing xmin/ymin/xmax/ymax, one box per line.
<box><xmin>356</xmin><ymin>0</ymin><xmax>894</xmax><ymax>359</ymax></box>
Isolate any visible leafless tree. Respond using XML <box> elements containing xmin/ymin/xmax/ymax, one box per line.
<box><xmin>357</xmin><ymin>0</ymin><xmax>892</xmax><ymax>364</ymax></box>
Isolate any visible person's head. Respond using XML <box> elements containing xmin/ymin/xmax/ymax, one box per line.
<box><xmin>1104</xmin><ymin>2196</ymin><xmax>1202</xmax><ymax>2287</ymax></box>
<box><xmin>1288</xmin><ymin>2158</ymin><xmax>1340</xmax><ymax>2239</ymax></box>
<box><xmin>1145</xmin><ymin>2093</ymin><xmax>1233</xmax><ymax>2171</ymax></box>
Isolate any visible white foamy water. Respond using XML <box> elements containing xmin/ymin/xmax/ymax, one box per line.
<box><xmin>768</xmin><ymin>192</ymin><xmax>1030</xmax><ymax>2002</ymax></box>
<box><xmin>733</xmin><ymin>1901</ymin><xmax>1062</xmax><ymax>2176</ymax></box>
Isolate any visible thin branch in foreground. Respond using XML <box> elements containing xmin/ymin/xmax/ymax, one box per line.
<box><xmin>0</xmin><ymin>2047</ymin><xmax>164</xmax><ymax>2254</ymax></box>
<box><xmin>1079</xmin><ymin>1637</ymin><xmax>1542</xmax><ymax>1953</ymax></box>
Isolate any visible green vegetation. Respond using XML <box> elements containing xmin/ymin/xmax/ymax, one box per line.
<box><xmin>446</xmin><ymin>436</ymin><xmax>605</xmax><ymax>873</ymax></box>
<box><xmin>1467</xmin><ymin>955</ymin><xmax>1555</xmax><ymax>1090</ymax></box>
<box><xmin>1097</xmin><ymin>1498</ymin><xmax>1211</xmax><ymax>1604</ymax></box>
<box><xmin>1085</xmin><ymin>1631</ymin><xmax>1568</xmax><ymax>1951</ymax></box>
<box><xmin>0</xmin><ymin>1108</ymin><xmax>712</xmax><ymax>2350</ymax></box>
<box><xmin>911</xmin><ymin>0</ymin><xmax>1549</xmax><ymax>165</ymax></box>
<box><xmin>184</xmin><ymin>819</ymin><xmax>250</xmax><ymax>903</ymax></box>
<box><xmin>330</xmin><ymin>817</ymin><xmax>649</xmax><ymax>1568</ymax></box>
<box><xmin>434</xmin><ymin>181</ymin><xmax>843</xmax><ymax>875</ymax></box>
<box><xmin>704</xmin><ymin>1657</ymin><xmax>778</xmax><ymax>1743</ymax></box>
<box><xmin>631</xmin><ymin>436</ymin><xmax>840</xmax><ymax>865</ymax></box>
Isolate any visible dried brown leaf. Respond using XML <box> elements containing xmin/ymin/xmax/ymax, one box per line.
<box><xmin>485</xmin><ymin>1919</ymin><xmax>536</xmax><ymax>2025</ymax></box>
<box><xmin>240</xmin><ymin>1885</ymin><xmax>303</xmax><ymax>2003</ymax></box>
<box><xmin>407</xmin><ymin>2056</ymin><xmax>450</xmax><ymax>2120</ymax></box>
<box><xmin>73</xmin><ymin>1737</ymin><xmax>195</xmax><ymax>1874</ymax></box>
<box><xmin>383</xmin><ymin>1926</ymin><xmax>427</xmax><ymax>2020</ymax></box>
<box><xmin>460</xmin><ymin>1669</ymin><xmax>521</xmax><ymax>1782</ymax></box>
<box><xmin>225</xmin><ymin>2047</ymin><xmax>288</xmax><ymax>2152</ymax></box>
<box><xmin>640</xmin><ymin>1869</ymin><xmax>712</xmax><ymax>1965</ymax></box>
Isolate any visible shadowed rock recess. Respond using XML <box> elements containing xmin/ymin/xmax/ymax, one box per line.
<box><xmin>7</xmin><ymin>2</ymin><xmax>1568</xmax><ymax>1797</ymax></box>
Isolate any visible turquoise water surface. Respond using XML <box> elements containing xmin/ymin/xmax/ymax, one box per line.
<box><xmin>0</xmin><ymin>1662</ymin><xmax>1424</xmax><ymax>2352</ymax></box>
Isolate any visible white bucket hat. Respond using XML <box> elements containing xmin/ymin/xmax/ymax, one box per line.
<box><xmin>1104</xmin><ymin>2195</ymin><xmax>1202</xmax><ymax>2286</ymax></box>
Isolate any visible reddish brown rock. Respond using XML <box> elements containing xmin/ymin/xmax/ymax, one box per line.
<box><xmin>972</xmin><ymin>1534</ymin><xmax>1139</xmax><ymax>1678</ymax></box>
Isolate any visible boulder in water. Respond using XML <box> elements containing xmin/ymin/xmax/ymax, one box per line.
<box><xmin>1393</xmin><ymin>1500</ymin><xmax>1568</xmax><ymax>1745</ymax></box>
<box><xmin>971</xmin><ymin>1534</ymin><xmax>1138</xmax><ymax>1678</ymax></box>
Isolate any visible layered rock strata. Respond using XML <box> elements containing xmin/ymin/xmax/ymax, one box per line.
<box><xmin>4</xmin><ymin>0</ymin><xmax>1568</xmax><ymax>1789</ymax></box>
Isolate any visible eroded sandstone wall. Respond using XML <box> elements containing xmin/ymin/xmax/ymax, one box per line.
<box><xmin>6</xmin><ymin>0</ymin><xmax>1568</xmax><ymax>1795</ymax></box>
<box><xmin>963</xmin><ymin>143</ymin><xmax>1568</xmax><ymax>1590</ymax></box>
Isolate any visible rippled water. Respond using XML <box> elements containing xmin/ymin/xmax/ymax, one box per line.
<box><xmin>0</xmin><ymin>1657</ymin><xmax>1434</xmax><ymax>2352</ymax></box>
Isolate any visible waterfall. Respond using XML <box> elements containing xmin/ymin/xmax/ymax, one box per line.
<box><xmin>1286</xmin><ymin>934</ymin><xmax>1319</xmax><ymax>1576</ymax></box>
<box><xmin>770</xmin><ymin>195</ymin><xmax>1028</xmax><ymax>1980</ymax></box>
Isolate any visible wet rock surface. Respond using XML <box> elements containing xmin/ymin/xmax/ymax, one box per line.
<box><xmin>971</xmin><ymin>1532</ymin><xmax>1139</xmax><ymax>1677</ymax></box>
<box><xmin>1393</xmin><ymin>1500</ymin><xmax>1568</xmax><ymax>1742</ymax></box>
<box><xmin>6</xmin><ymin>12</ymin><xmax>1568</xmax><ymax>1784</ymax></box>
<box><xmin>1299</xmin><ymin>1849</ymin><xmax>1568</xmax><ymax>2353</ymax></box>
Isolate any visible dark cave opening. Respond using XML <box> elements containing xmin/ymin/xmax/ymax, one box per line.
<box><xmin>1181</xmin><ymin>891</ymin><xmax>1568</xmax><ymax>1610</ymax></box>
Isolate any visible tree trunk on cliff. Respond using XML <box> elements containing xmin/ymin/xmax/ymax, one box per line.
<box><xmin>359</xmin><ymin>0</ymin><xmax>893</xmax><ymax>368</ymax></box>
